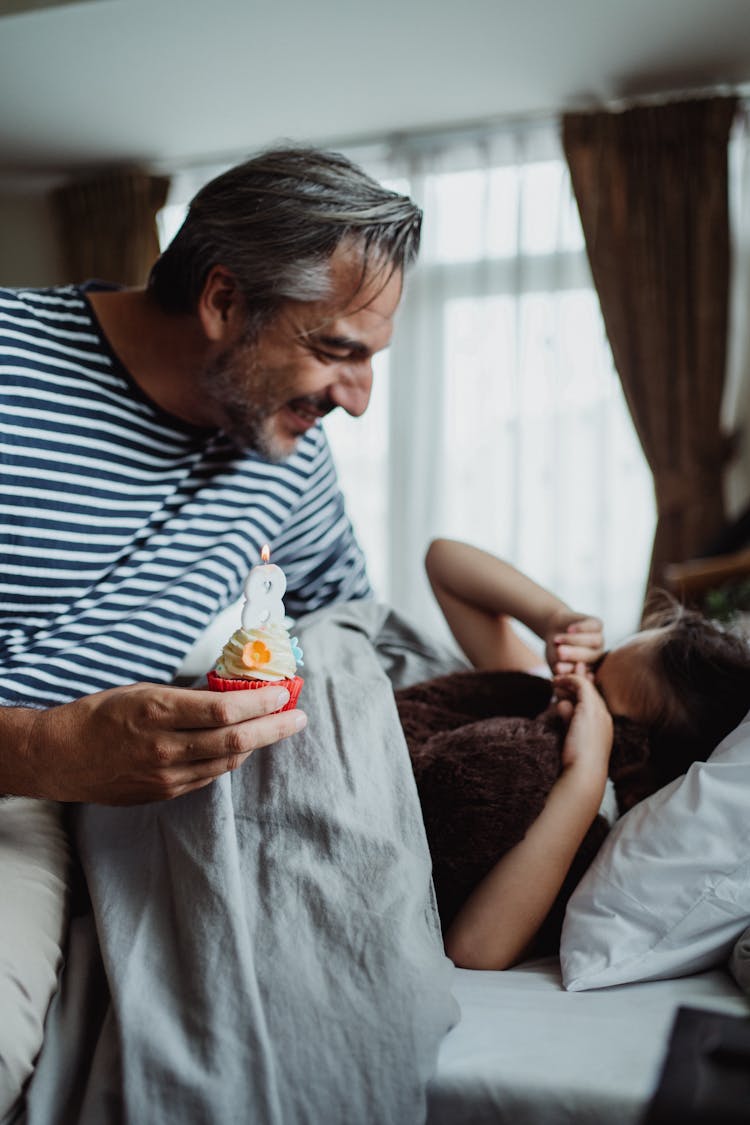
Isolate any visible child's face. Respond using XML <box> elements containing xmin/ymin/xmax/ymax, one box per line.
<box><xmin>594</xmin><ymin>628</ymin><xmax>663</xmax><ymax>723</ymax></box>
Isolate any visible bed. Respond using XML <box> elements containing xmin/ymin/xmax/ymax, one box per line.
<box><xmin>6</xmin><ymin>599</ymin><xmax>750</xmax><ymax>1124</ymax></box>
<box><xmin>429</xmin><ymin>960</ymin><xmax>748</xmax><ymax>1124</ymax></box>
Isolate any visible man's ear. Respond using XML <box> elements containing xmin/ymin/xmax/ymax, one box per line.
<box><xmin>197</xmin><ymin>266</ymin><xmax>243</xmax><ymax>342</ymax></box>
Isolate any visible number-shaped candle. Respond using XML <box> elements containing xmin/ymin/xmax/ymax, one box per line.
<box><xmin>241</xmin><ymin>544</ymin><xmax>287</xmax><ymax>629</ymax></box>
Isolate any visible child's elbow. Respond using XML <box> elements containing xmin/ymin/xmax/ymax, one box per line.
<box><xmin>424</xmin><ymin>538</ymin><xmax>450</xmax><ymax>578</ymax></box>
<box><xmin>444</xmin><ymin>928</ymin><xmax>514</xmax><ymax>972</ymax></box>
<box><xmin>424</xmin><ymin>538</ymin><xmax>440</xmax><ymax>571</ymax></box>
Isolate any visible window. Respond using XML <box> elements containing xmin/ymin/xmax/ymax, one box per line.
<box><xmin>330</xmin><ymin>127</ymin><xmax>655</xmax><ymax>646</ymax></box>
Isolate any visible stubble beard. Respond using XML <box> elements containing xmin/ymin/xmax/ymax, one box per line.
<box><xmin>197</xmin><ymin>340</ymin><xmax>291</xmax><ymax>462</ymax></box>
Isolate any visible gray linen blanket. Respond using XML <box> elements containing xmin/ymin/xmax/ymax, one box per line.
<box><xmin>24</xmin><ymin>601</ymin><xmax>463</xmax><ymax>1125</ymax></box>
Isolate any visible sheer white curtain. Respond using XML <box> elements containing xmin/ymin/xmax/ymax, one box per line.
<box><xmin>160</xmin><ymin>122</ymin><xmax>659</xmax><ymax>649</ymax></box>
<box><xmin>329</xmin><ymin>123</ymin><xmax>656</xmax><ymax>647</ymax></box>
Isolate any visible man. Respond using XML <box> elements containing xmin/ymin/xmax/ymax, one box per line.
<box><xmin>0</xmin><ymin>145</ymin><xmax>421</xmax><ymax>805</ymax></box>
<box><xmin>0</xmin><ymin>146</ymin><xmax>423</xmax><ymax>1119</ymax></box>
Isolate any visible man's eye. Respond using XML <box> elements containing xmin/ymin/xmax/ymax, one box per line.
<box><xmin>315</xmin><ymin>349</ymin><xmax>347</xmax><ymax>363</ymax></box>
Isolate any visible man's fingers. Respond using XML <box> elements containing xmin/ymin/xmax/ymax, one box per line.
<box><xmin>178</xmin><ymin>707</ymin><xmax>307</xmax><ymax>762</ymax></box>
<box><xmin>179</xmin><ymin>706</ymin><xmax>307</xmax><ymax>780</ymax></box>
<box><xmin>133</xmin><ymin>683</ymin><xmax>294</xmax><ymax>730</ymax></box>
<box><xmin>177</xmin><ymin>745</ymin><xmax>257</xmax><ymax>788</ymax></box>
<box><xmin>178</xmin><ymin>684</ymin><xmax>294</xmax><ymax>728</ymax></box>
<box><xmin>143</xmin><ymin>708</ymin><xmax>309</xmax><ymax>801</ymax></box>
<box><xmin>136</xmin><ymin>749</ymin><xmax>256</xmax><ymax>803</ymax></box>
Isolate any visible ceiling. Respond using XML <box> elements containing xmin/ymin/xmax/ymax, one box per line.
<box><xmin>2</xmin><ymin>0</ymin><xmax>750</xmax><ymax>189</ymax></box>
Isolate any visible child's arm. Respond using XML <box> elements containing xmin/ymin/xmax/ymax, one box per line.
<box><xmin>443</xmin><ymin>673</ymin><xmax>613</xmax><ymax>970</ymax></box>
<box><xmin>425</xmin><ymin>538</ymin><xmax>603</xmax><ymax>673</ymax></box>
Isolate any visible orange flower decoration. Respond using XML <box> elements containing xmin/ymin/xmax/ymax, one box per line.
<box><xmin>241</xmin><ymin>640</ymin><xmax>272</xmax><ymax>669</ymax></box>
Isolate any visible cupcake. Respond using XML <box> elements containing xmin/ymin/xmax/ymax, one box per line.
<box><xmin>207</xmin><ymin>546</ymin><xmax>304</xmax><ymax>711</ymax></box>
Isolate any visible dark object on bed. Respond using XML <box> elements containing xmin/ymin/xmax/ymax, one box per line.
<box><xmin>395</xmin><ymin>669</ymin><xmax>652</xmax><ymax>950</ymax></box>
<box><xmin>643</xmin><ymin>1005</ymin><xmax>750</xmax><ymax>1124</ymax></box>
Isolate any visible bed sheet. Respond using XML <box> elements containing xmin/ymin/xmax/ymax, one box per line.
<box><xmin>428</xmin><ymin>957</ymin><xmax>749</xmax><ymax>1125</ymax></box>
<box><xmin>23</xmin><ymin>601</ymin><xmax>464</xmax><ymax>1125</ymax></box>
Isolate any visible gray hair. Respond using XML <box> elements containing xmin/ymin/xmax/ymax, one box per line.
<box><xmin>148</xmin><ymin>145</ymin><xmax>422</xmax><ymax>322</ymax></box>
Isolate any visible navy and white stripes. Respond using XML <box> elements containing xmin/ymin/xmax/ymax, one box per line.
<box><xmin>0</xmin><ymin>285</ymin><xmax>370</xmax><ymax>708</ymax></box>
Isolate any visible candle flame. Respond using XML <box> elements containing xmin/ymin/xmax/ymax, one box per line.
<box><xmin>261</xmin><ymin>544</ymin><xmax>271</xmax><ymax>563</ymax></box>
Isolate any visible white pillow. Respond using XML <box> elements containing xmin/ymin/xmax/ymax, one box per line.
<box><xmin>560</xmin><ymin>708</ymin><xmax>750</xmax><ymax>991</ymax></box>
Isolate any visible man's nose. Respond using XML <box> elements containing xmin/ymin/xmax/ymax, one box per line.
<box><xmin>329</xmin><ymin>364</ymin><xmax>373</xmax><ymax>417</ymax></box>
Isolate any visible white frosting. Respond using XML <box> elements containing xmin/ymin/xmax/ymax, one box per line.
<box><xmin>217</xmin><ymin>623</ymin><xmax>297</xmax><ymax>682</ymax></box>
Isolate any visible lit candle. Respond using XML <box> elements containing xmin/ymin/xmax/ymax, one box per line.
<box><xmin>241</xmin><ymin>544</ymin><xmax>287</xmax><ymax>630</ymax></box>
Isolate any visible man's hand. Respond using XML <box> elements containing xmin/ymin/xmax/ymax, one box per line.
<box><xmin>17</xmin><ymin>682</ymin><xmax>307</xmax><ymax>805</ymax></box>
<box><xmin>543</xmin><ymin>609</ymin><xmax>604</xmax><ymax>675</ymax></box>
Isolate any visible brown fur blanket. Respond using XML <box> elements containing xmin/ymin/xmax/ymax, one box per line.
<box><xmin>395</xmin><ymin>669</ymin><xmax>653</xmax><ymax>955</ymax></box>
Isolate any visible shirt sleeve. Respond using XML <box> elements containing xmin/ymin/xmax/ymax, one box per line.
<box><xmin>269</xmin><ymin>429</ymin><xmax>373</xmax><ymax>617</ymax></box>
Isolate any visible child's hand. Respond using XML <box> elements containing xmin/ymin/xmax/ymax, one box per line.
<box><xmin>544</xmin><ymin>610</ymin><xmax>604</xmax><ymax>675</ymax></box>
<box><xmin>553</xmin><ymin>668</ymin><xmax>613</xmax><ymax>782</ymax></box>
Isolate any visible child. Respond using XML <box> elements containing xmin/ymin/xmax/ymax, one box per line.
<box><xmin>406</xmin><ymin>537</ymin><xmax>750</xmax><ymax>971</ymax></box>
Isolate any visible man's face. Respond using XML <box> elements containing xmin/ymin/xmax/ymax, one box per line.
<box><xmin>198</xmin><ymin>246</ymin><xmax>403</xmax><ymax>459</ymax></box>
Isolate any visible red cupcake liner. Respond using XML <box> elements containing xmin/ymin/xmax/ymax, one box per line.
<box><xmin>206</xmin><ymin>670</ymin><xmax>304</xmax><ymax>712</ymax></box>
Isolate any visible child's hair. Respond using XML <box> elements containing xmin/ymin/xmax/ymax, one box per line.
<box><xmin>641</xmin><ymin>592</ymin><xmax>750</xmax><ymax>780</ymax></box>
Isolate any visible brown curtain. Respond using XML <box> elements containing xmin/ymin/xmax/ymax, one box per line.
<box><xmin>52</xmin><ymin>168</ymin><xmax>170</xmax><ymax>287</ymax></box>
<box><xmin>562</xmin><ymin>97</ymin><xmax>737</xmax><ymax>593</ymax></box>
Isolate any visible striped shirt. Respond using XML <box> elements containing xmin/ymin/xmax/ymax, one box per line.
<box><xmin>0</xmin><ymin>285</ymin><xmax>370</xmax><ymax>708</ymax></box>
